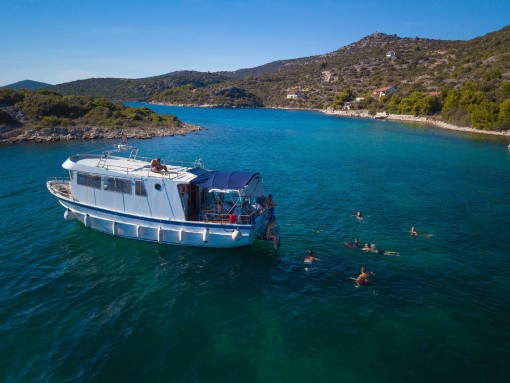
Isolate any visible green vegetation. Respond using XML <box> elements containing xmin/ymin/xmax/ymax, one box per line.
<box><xmin>15</xmin><ymin>25</ymin><xmax>508</xmax><ymax>131</ymax></box>
<box><xmin>153</xmin><ymin>85</ymin><xmax>262</xmax><ymax>107</ymax></box>
<box><xmin>0</xmin><ymin>89</ymin><xmax>181</xmax><ymax>129</ymax></box>
<box><xmin>440</xmin><ymin>82</ymin><xmax>510</xmax><ymax>130</ymax></box>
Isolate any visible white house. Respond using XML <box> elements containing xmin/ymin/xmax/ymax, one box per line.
<box><xmin>286</xmin><ymin>88</ymin><xmax>301</xmax><ymax>99</ymax></box>
<box><xmin>372</xmin><ymin>86</ymin><xmax>398</xmax><ymax>98</ymax></box>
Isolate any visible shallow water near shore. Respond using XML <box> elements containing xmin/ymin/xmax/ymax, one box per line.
<box><xmin>1</xmin><ymin>105</ymin><xmax>509</xmax><ymax>382</ymax></box>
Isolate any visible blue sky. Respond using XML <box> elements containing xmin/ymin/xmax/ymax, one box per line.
<box><xmin>1</xmin><ymin>0</ymin><xmax>509</xmax><ymax>86</ymax></box>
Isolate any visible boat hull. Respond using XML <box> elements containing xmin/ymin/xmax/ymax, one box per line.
<box><xmin>56</xmin><ymin>198</ymin><xmax>267</xmax><ymax>248</ymax></box>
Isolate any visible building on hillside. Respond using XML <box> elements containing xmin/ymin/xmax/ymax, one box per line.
<box><xmin>286</xmin><ymin>88</ymin><xmax>301</xmax><ymax>99</ymax></box>
<box><xmin>386</xmin><ymin>51</ymin><xmax>397</xmax><ymax>59</ymax></box>
<box><xmin>372</xmin><ymin>86</ymin><xmax>398</xmax><ymax>98</ymax></box>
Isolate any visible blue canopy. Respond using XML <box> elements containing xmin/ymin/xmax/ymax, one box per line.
<box><xmin>190</xmin><ymin>171</ymin><xmax>261</xmax><ymax>191</ymax></box>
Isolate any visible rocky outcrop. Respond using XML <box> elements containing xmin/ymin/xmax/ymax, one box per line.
<box><xmin>0</xmin><ymin>123</ymin><xmax>201</xmax><ymax>144</ymax></box>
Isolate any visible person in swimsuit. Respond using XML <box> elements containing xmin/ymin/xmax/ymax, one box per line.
<box><xmin>356</xmin><ymin>211</ymin><xmax>363</xmax><ymax>220</ymax></box>
<box><xmin>266</xmin><ymin>194</ymin><xmax>276</xmax><ymax>220</ymax></box>
<box><xmin>410</xmin><ymin>227</ymin><xmax>418</xmax><ymax>235</ymax></box>
<box><xmin>362</xmin><ymin>243</ymin><xmax>399</xmax><ymax>256</ymax></box>
<box><xmin>354</xmin><ymin>238</ymin><xmax>361</xmax><ymax>248</ymax></box>
<box><xmin>304</xmin><ymin>250</ymin><xmax>319</xmax><ymax>271</ymax></box>
<box><xmin>151</xmin><ymin>158</ymin><xmax>168</xmax><ymax>172</ymax></box>
<box><xmin>304</xmin><ymin>250</ymin><xmax>319</xmax><ymax>264</ymax></box>
<box><xmin>351</xmin><ymin>266</ymin><xmax>373</xmax><ymax>286</ymax></box>
<box><xmin>265</xmin><ymin>219</ymin><xmax>280</xmax><ymax>250</ymax></box>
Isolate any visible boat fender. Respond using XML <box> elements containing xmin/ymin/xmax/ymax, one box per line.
<box><xmin>112</xmin><ymin>221</ymin><xmax>117</xmax><ymax>236</ymax></box>
<box><xmin>84</xmin><ymin>214</ymin><xmax>91</xmax><ymax>228</ymax></box>
<box><xmin>203</xmin><ymin>228</ymin><xmax>209</xmax><ymax>243</ymax></box>
<box><xmin>136</xmin><ymin>225</ymin><xmax>142</xmax><ymax>238</ymax></box>
<box><xmin>179</xmin><ymin>229</ymin><xmax>185</xmax><ymax>242</ymax></box>
<box><xmin>232</xmin><ymin>229</ymin><xmax>242</xmax><ymax>241</ymax></box>
<box><xmin>64</xmin><ymin>209</ymin><xmax>75</xmax><ymax>221</ymax></box>
<box><xmin>158</xmin><ymin>227</ymin><xmax>164</xmax><ymax>242</ymax></box>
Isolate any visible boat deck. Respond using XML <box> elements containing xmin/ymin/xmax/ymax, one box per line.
<box><xmin>70</xmin><ymin>154</ymin><xmax>198</xmax><ymax>180</ymax></box>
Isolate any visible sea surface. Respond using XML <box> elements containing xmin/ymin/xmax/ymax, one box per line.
<box><xmin>1</xmin><ymin>105</ymin><xmax>509</xmax><ymax>383</ymax></box>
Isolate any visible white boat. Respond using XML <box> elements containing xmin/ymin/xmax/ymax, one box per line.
<box><xmin>47</xmin><ymin>144</ymin><xmax>272</xmax><ymax>248</ymax></box>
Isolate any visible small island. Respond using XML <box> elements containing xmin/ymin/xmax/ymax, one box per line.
<box><xmin>0</xmin><ymin>89</ymin><xmax>200</xmax><ymax>144</ymax></box>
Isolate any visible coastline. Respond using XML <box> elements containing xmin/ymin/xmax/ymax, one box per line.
<box><xmin>3</xmin><ymin>104</ymin><xmax>509</xmax><ymax>144</ymax></box>
<box><xmin>0</xmin><ymin>123</ymin><xmax>201</xmax><ymax>144</ymax></box>
<box><xmin>322</xmin><ymin>109</ymin><xmax>510</xmax><ymax>137</ymax></box>
<box><xmin>151</xmin><ymin>101</ymin><xmax>510</xmax><ymax>138</ymax></box>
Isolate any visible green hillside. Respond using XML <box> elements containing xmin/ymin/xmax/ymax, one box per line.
<box><xmin>49</xmin><ymin>26</ymin><xmax>510</xmax><ymax>130</ymax></box>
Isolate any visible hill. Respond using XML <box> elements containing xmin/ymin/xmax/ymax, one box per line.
<box><xmin>1</xmin><ymin>80</ymin><xmax>53</xmax><ymax>90</ymax></box>
<box><xmin>49</xmin><ymin>26</ymin><xmax>510</xmax><ymax>130</ymax></box>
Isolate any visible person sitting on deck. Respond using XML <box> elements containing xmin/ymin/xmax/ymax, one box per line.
<box><xmin>151</xmin><ymin>158</ymin><xmax>168</xmax><ymax>173</ymax></box>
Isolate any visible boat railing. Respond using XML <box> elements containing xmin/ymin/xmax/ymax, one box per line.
<box><xmin>122</xmin><ymin>148</ymin><xmax>201</xmax><ymax>169</ymax></box>
<box><xmin>47</xmin><ymin>176</ymin><xmax>71</xmax><ymax>183</ymax></box>
<box><xmin>199</xmin><ymin>208</ymin><xmax>257</xmax><ymax>224</ymax></box>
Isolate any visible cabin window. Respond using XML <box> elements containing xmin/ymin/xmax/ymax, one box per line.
<box><xmin>135</xmin><ymin>180</ymin><xmax>147</xmax><ymax>196</ymax></box>
<box><xmin>103</xmin><ymin>177</ymin><xmax>132</xmax><ymax>194</ymax></box>
<box><xmin>155</xmin><ymin>183</ymin><xmax>162</xmax><ymax>191</ymax></box>
<box><xmin>77</xmin><ymin>173</ymin><xmax>101</xmax><ymax>189</ymax></box>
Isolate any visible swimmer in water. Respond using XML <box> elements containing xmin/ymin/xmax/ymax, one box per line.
<box><xmin>410</xmin><ymin>227</ymin><xmax>433</xmax><ymax>237</ymax></box>
<box><xmin>356</xmin><ymin>211</ymin><xmax>363</xmax><ymax>220</ymax></box>
<box><xmin>362</xmin><ymin>243</ymin><xmax>399</xmax><ymax>256</ymax></box>
<box><xmin>304</xmin><ymin>250</ymin><xmax>319</xmax><ymax>270</ymax></box>
<box><xmin>354</xmin><ymin>238</ymin><xmax>361</xmax><ymax>248</ymax></box>
<box><xmin>350</xmin><ymin>266</ymin><xmax>373</xmax><ymax>286</ymax></box>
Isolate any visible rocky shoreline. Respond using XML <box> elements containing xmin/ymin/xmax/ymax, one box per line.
<box><xmin>0</xmin><ymin>123</ymin><xmax>202</xmax><ymax>144</ymax></box>
<box><xmin>2</xmin><ymin>106</ymin><xmax>509</xmax><ymax>144</ymax></box>
<box><xmin>322</xmin><ymin>109</ymin><xmax>510</xmax><ymax>137</ymax></box>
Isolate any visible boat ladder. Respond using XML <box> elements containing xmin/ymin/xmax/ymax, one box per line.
<box><xmin>97</xmin><ymin>154</ymin><xmax>108</xmax><ymax>168</ymax></box>
<box><xmin>128</xmin><ymin>148</ymin><xmax>139</xmax><ymax>160</ymax></box>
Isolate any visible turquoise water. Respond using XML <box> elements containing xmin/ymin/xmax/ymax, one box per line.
<box><xmin>1</xmin><ymin>105</ymin><xmax>509</xmax><ymax>382</ymax></box>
